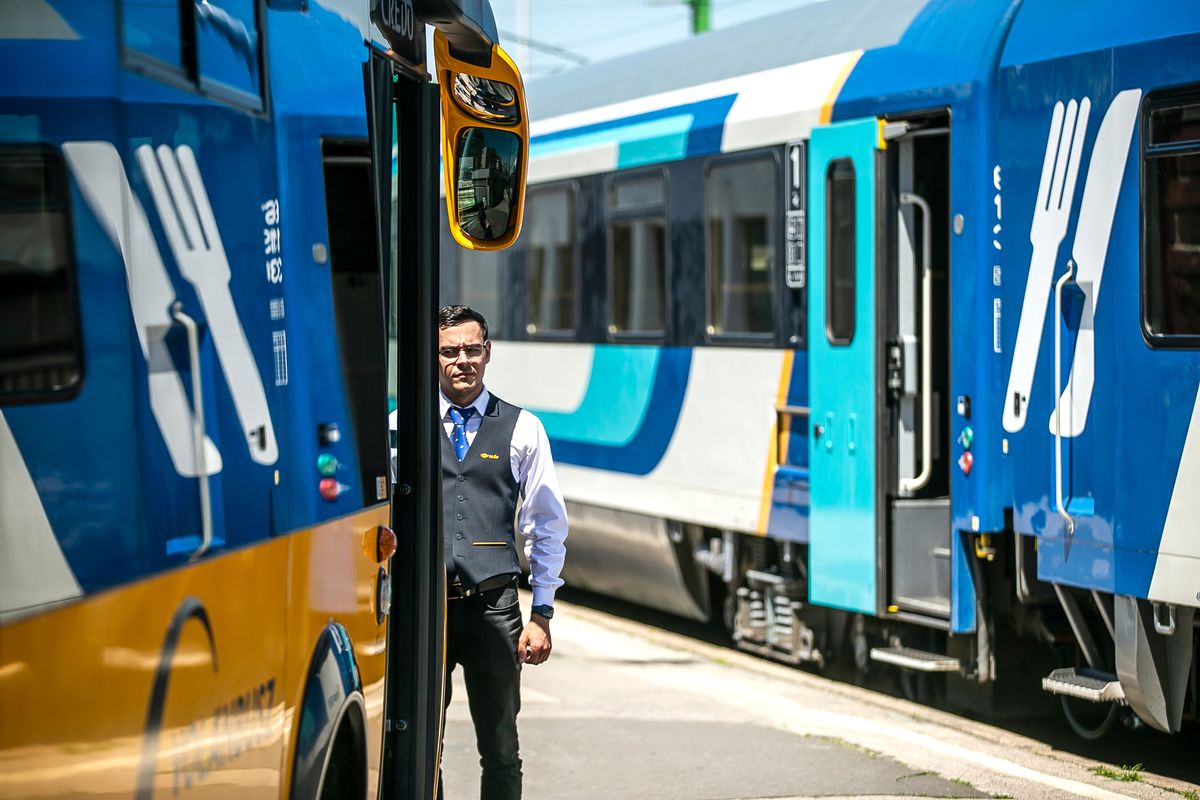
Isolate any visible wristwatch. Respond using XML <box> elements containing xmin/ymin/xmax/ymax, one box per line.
<box><xmin>530</xmin><ymin>604</ymin><xmax>554</xmax><ymax>620</ymax></box>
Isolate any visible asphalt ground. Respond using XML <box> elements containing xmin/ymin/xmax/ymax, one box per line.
<box><xmin>438</xmin><ymin>591</ymin><xmax>1200</xmax><ymax>800</ymax></box>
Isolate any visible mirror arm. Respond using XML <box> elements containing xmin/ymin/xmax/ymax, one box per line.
<box><xmin>415</xmin><ymin>0</ymin><xmax>498</xmax><ymax>66</ymax></box>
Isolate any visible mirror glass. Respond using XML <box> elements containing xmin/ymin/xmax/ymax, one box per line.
<box><xmin>454</xmin><ymin>128</ymin><xmax>521</xmax><ymax>243</ymax></box>
<box><xmin>452</xmin><ymin>74</ymin><xmax>519</xmax><ymax>125</ymax></box>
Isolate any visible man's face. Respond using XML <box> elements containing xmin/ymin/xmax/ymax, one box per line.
<box><xmin>438</xmin><ymin>321</ymin><xmax>490</xmax><ymax>405</ymax></box>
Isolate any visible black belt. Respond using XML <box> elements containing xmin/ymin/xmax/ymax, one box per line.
<box><xmin>447</xmin><ymin>573</ymin><xmax>517</xmax><ymax>600</ymax></box>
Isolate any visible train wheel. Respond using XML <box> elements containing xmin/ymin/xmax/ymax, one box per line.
<box><xmin>1060</xmin><ymin>696</ymin><xmax>1119</xmax><ymax>740</ymax></box>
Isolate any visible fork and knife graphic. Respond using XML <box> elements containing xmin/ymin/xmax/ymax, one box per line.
<box><xmin>1003</xmin><ymin>90</ymin><xmax>1142</xmax><ymax>438</ymax></box>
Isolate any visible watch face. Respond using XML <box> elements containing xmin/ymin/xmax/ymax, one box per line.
<box><xmin>532</xmin><ymin>604</ymin><xmax>554</xmax><ymax>619</ymax></box>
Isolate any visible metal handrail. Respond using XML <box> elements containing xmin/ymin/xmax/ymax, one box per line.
<box><xmin>171</xmin><ymin>302</ymin><xmax>213</xmax><ymax>561</ymax></box>
<box><xmin>1053</xmin><ymin>261</ymin><xmax>1076</xmax><ymax>536</ymax></box>
<box><xmin>775</xmin><ymin>404</ymin><xmax>810</xmax><ymax>417</ymax></box>
<box><xmin>899</xmin><ymin>191</ymin><xmax>932</xmax><ymax>494</ymax></box>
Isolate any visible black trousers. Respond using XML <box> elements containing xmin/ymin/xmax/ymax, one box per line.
<box><xmin>440</xmin><ymin>582</ymin><xmax>524</xmax><ymax>800</ymax></box>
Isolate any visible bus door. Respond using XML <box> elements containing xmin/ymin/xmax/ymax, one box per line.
<box><xmin>883</xmin><ymin>115</ymin><xmax>953</xmax><ymax>621</ymax></box>
<box><xmin>807</xmin><ymin>118</ymin><xmax>884</xmax><ymax>615</ymax></box>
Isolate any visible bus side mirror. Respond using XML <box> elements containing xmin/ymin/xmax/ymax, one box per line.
<box><xmin>434</xmin><ymin>29</ymin><xmax>528</xmax><ymax>252</ymax></box>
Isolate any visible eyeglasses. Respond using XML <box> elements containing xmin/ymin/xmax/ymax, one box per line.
<box><xmin>438</xmin><ymin>343</ymin><xmax>487</xmax><ymax>360</ymax></box>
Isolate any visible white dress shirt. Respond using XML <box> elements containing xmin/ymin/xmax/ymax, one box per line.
<box><xmin>430</xmin><ymin>388</ymin><xmax>568</xmax><ymax>607</ymax></box>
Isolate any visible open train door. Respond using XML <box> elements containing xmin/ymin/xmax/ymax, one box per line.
<box><xmin>807</xmin><ymin>118</ymin><xmax>884</xmax><ymax>616</ymax></box>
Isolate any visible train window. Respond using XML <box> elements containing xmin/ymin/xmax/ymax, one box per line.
<box><xmin>448</xmin><ymin>249</ymin><xmax>503</xmax><ymax>335</ymax></box>
<box><xmin>825</xmin><ymin>158</ymin><xmax>856</xmax><ymax>345</ymax></box>
<box><xmin>525</xmin><ymin>185</ymin><xmax>577</xmax><ymax>336</ymax></box>
<box><xmin>0</xmin><ymin>146</ymin><xmax>83</xmax><ymax>402</ymax></box>
<box><xmin>611</xmin><ymin>175</ymin><xmax>664</xmax><ymax>210</ymax></box>
<box><xmin>706</xmin><ymin>157</ymin><xmax>778</xmax><ymax>338</ymax></box>
<box><xmin>1144</xmin><ymin>93</ymin><xmax>1200</xmax><ymax>345</ymax></box>
<box><xmin>609</xmin><ymin>173</ymin><xmax>667</xmax><ymax>337</ymax></box>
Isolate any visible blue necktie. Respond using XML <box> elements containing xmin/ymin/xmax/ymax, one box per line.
<box><xmin>448</xmin><ymin>406</ymin><xmax>474</xmax><ymax>462</ymax></box>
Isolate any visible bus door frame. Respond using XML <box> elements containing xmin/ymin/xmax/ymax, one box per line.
<box><xmin>368</xmin><ymin>51</ymin><xmax>446</xmax><ymax>800</ymax></box>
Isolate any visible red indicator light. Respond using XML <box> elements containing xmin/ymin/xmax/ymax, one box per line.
<box><xmin>958</xmin><ymin>451</ymin><xmax>974</xmax><ymax>476</ymax></box>
<box><xmin>376</xmin><ymin>525</ymin><xmax>398</xmax><ymax>562</ymax></box>
<box><xmin>319</xmin><ymin>478</ymin><xmax>341</xmax><ymax>501</ymax></box>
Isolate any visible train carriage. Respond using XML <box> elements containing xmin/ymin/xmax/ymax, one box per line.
<box><xmin>441</xmin><ymin>0</ymin><xmax>1200</xmax><ymax>736</ymax></box>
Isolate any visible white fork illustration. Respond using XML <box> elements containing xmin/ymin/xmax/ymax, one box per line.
<box><xmin>1002</xmin><ymin>97</ymin><xmax>1091</xmax><ymax>433</ymax></box>
<box><xmin>1049</xmin><ymin>89</ymin><xmax>1142</xmax><ymax>438</ymax></box>
<box><xmin>63</xmin><ymin>141</ymin><xmax>222</xmax><ymax>477</ymax></box>
<box><xmin>137</xmin><ymin>144</ymin><xmax>279</xmax><ymax>465</ymax></box>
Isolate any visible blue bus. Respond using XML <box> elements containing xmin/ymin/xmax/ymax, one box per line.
<box><xmin>0</xmin><ymin>1</ymin><xmax>528</xmax><ymax>796</ymax></box>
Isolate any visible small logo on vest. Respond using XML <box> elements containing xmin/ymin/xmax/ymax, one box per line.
<box><xmin>480</xmin><ymin>452</ymin><xmax>500</xmax><ymax>460</ymax></box>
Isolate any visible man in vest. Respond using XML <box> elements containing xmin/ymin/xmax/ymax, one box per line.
<box><xmin>436</xmin><ymin>304</ymin><xmax>567</xmax><ymax>800</ymax></box>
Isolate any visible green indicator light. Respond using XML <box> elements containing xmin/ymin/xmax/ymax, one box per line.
<box><xmin>958</xmin><ymin>426</ymin><xmax>974</xmax><ymax>451</ymax></box>
<box><xmin>317</xmin><ymin>453</ymin><xmax>339</xmax><ymax>477</ymax></box>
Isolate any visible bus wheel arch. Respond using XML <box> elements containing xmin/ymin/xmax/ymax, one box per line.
<box><xmin>290</xmin><ymin>623</ymin><xmax>367</xmax><ymax>800</ymax></box>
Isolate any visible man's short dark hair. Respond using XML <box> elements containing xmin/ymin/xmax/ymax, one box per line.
<box><xmin>439</xmin><ymin>305</ymin><xmax>489</xmax><ymax>341</ymax></box>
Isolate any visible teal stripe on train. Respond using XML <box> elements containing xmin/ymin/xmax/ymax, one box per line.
<box><xmin>528</xmin><ymin>95</ymin><xmax>737</xmax><ymax>172</ymax></box>
<box><xmin>530</xmin><ymin>115</ymin><xmax>694</xmax><ymax>170</ymax></box>
<box><xmin>530</xmin><ymin>346</ymin><xmax>659</xmax><ymax>446</ymax></box>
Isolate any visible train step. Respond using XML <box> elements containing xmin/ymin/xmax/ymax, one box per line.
<box><xmin>1041</xmin><ymin>667</ymin><xmax>1126</xmax><ymax>704</ymax></box>
<box><xmin>869</xmin><ymin>646</ymin><xmax>960</xmax><ymax>672</ymax></box>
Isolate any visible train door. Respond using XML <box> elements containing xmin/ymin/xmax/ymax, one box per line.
<box><xmin>883</xmin><ymin>115</ymin><xmax>953</xmax><ymax>620</ymax></box>
<box><xmin>807</xmin><ymin>118</ymin><xmax>884</xmax><ymax>615</ymax></box>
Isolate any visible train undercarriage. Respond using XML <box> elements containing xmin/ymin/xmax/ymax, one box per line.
<box><xmin>558</xmin><ymin>502</ymin><xmax>1199</xmax><ymax>739</ymax></box>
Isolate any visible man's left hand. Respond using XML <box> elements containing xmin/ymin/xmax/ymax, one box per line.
<box><xmin>518</xmin><ymin>615</ymin><xmax>552</xmax><ymax>665</ymax></box>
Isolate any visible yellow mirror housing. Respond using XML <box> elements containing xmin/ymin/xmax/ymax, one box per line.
<box><xmin>434</xmin><ymin>30</ymin><xmax>529</xmax><ymax>251</ymax></box>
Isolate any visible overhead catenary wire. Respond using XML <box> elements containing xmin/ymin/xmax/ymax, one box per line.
<box><xmin>498</xmin><ymin>29</ymin><xmax>589</xmax><ymax>64</ymax></box>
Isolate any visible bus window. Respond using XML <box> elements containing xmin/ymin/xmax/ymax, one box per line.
<box><xmin>121</xmin><ymin>0</ymin><xmax>263</xmax><ymax>110</ymax></box>
<box><xmin>323</xmin><ymin>140</ymin><xmax>389</xmax><ymax>506</ymax></box>
<box><xmin>122</xmin><ymin>0</ymin><xmax>183</xmax><ymax>67</ymax></box>
<box><xmin>609</xmin><ymin>172</ymin><xmax>667</xmax><ymax>338</ymax></box>
<box><xmin>825</xmin><ymin>158</ymin><xmax>856</xmax><ymax>345</ymax></box>
<box><xmin>525</xmin><ymin>185</ymin><xmax>577</xmax><ymax>336</ymax></box>
<box><xmin>0</xmin><ymin>145</ymin><xmax>82</xmax><ymax>402</ymax></box>
<box><xmin>197</xmin><ymin>0</ymin><xmax>263</xmax><ymax>102</ymax></box>
<box><xmin>1144</xmin><ymin>92</ymin><xmax>1200</xmax><ymax>344</ymax></box>
<box><xmin>706</xmin><ymin>156</ymin><xmax>778</xmax><ymax>338</ymax></box>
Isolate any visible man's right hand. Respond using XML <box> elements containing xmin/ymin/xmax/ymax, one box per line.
<box><xmin>518</xmin><ymin>616</ymin><xmax>552</xmax><ymax>665</ymax></box>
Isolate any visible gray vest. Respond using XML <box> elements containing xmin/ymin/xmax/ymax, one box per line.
<box><xmin>441</xmin><ymin>394</ymin><xmax>521</xmax><ymax>587</ymax></box>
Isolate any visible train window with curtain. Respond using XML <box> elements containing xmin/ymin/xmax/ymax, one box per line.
<box><xmin>0</xmin><ymin>146</ymin><xmax>83</xmax><ymax>402</ymax></box>
<box><xmin>825</xmin><ymin>158</ymin><xmax>856</xmax><ymax>345</ymax></box>
<box><xmin>525</xmin><ymin>184</ymin><xmax>577</xmax><ymax>336</ymax></box>
<box><xmin>609</xmin><ymin>172</ymin><xmax>667</xmax><ymax>337</ymax></box>
<box><xmin>1144</xmin><ymin>91</ymin><xmax>1200</xmax><ymax>346</ymax></box>
<box><xmin>706</xmin><ymin>156</ymin><xmax>777</xmax><ymax>338</ymax></box>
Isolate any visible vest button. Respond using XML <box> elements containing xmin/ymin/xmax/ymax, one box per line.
<box><xmin>457</xmin><ymin>495</ymin><xmax>465</xmax><ymax>502</ymax></box>
<box><xmin>455</xmin><ymin>532</ymin><xmax>463</xmax><ymax>540</ymax></box>
<box><xmin>456</xmin><ymin>513</ymin><xmax>464</xmax><ymax>520</ymax></box>
<box><xmin>457</xmin><ymin>475</ymin><xmax>465</xmax><ymax>482</ymax></box>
